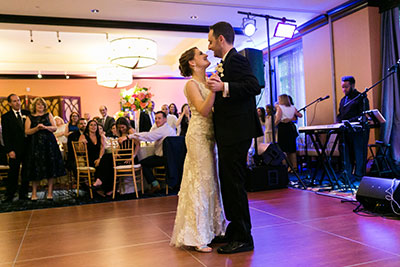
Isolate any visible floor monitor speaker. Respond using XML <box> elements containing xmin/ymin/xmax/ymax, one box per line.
<box><xmin>356</xmin><ymin>176</ymin><xmax>400</xmax><ymax>213</ymax></box>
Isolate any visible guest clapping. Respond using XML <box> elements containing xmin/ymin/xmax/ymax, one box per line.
<box><xmin>25</xmin><ymin>97</ymin><xmax>66</xmax><ymax>200</ymax></box>
<box><xmin>64</xmin><ymin>112</ymin><xmax>80</xmax><ymax>137</ymax></box>
<box><xmin>176</xmin><ymin>104</ymin><xmax>191</xmax><ymax>137</ymax></box>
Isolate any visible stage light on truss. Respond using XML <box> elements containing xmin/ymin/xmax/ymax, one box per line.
<box><xmin>242</xmin><ymin>17</ymin><xmax>257</xmax><ymax>37</ymax></box>
<box><xmin>274</xmin><ymin>21</ymin><xmax>297</xmax><ymax>38</ymax></box>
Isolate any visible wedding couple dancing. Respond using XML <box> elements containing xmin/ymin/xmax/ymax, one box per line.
<box><xmin>170</xmin><ymin>22</ymin><xmax>263</xmax><ymax>254</ymax></box>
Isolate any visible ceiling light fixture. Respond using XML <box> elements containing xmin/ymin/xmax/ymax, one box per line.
<box><xmin>91</xmin><ymin>9</ymin><xmax>99</xmax><ymax>13</ymax></box>
<box><xmin>242</xmin><ymin>15</ymin><xmax>257</xmax><ymax>37</ymax></box>
<box><xmin>190</xmin><ymin>15</ymin><xmax>198</xmax><ymax>20</ymax></box>
<box><xmin>57</xmin><ymin>31</ymin><xmax>61</xmax><ymax>43</ymax></box>
<box><xmin>65</xmin><ymin>72</ymin><xmax>70</xmax><ymax>79</ymax></box>
<box><xmin>30</xmin><ymin>30</ymin><xmax>33</xmax><ymax>43</ymax></box>
<box><xmin>96</xmin><ymin>65</ymin><xmax>133</xmax><ymax>88</ymax></box>
<box><xmin>109</xmin><ymin>37</ymin><xmax>157</xmax><ymax>69</ymax></box>
<box><xmin>37</xmin><ymin>71</ymin><xmax>42</xmax><ymax>79</ymax></box>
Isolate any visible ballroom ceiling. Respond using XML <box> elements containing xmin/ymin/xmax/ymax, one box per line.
<box><xmin>0</xmin><ymin>0</ymin><xmax>351</xmax><ymax>78</ymax></box>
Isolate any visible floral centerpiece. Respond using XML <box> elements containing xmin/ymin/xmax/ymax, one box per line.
<box><xmin>120</xmin><ymin>84</ymin><xmax>153</xmax><ymax>112</ymax></box>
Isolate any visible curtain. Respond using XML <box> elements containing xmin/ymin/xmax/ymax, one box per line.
<box><xmin>276</xmin><ymin>46</ymin><xmax>306</xmax><ymax>128</ymax></box>
<box><xmin>381</xmin><ymin>7</ymin><xmax>400</xmax><ymax>163</ymax></box>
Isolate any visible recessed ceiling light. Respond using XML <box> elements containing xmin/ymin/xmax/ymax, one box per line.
<box><xmin>190</xmin><ymin>15</ymin><xmax>198</xmax><ymax>20</ymax></box>
<box><xmin>91</xmin><ymin>9</ymin><xmax>99</xmax><ymax>13</ymax></box>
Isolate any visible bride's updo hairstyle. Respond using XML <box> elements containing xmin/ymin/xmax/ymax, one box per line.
<box><xmin>179</xmin><ymin>47</ymin><xmax>197</xmax><ymax>77</ymax></box>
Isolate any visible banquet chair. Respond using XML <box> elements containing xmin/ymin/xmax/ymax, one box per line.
<box><xmin>111</xmin><ymin>139</ymin><xmax>143</xmax><ymax>199</ymax></box>
<box><xmin>153</xmin><ymin>166</ymin><xmax>167</xmax><ymax>194</ymax></box>
<box><xmin>71</xmin><ymin>141</ymin><xmax>95</xmax><ymax>198</ymax></box>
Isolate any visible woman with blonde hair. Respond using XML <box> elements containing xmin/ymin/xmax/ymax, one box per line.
<box><xmin>25</xmin><ymin>97</ymin><xmax>66</xmax><ymax>200</ymax></box>
<box><xmin>275</xmin><ymin>94</ymin><xmax>302</xmax><ymax>171</ymax></box>
<box><xmin>53</xmin><ymin>116</ymin><xmax>67</xmax><ymax>144</ymax></box>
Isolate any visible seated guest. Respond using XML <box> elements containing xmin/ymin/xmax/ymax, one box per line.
<box><xmin>64</xmin><ymin>112</ymin><xmax>80</xmax><ymax>138</ymax></box>
<box><xmin>99</xmin><ymin>105</ymin><xmax>115</xmax><ymax>137</ymax></box>
<box><xmin>120</xmin><ymin>111</ymin><xmax>176</xmax><ymax>193</ymax></box>
<box><xmin>54</xmin><ymin>116</ymin><xmax>67</xmax><ymax>144</ymax></box>
<box><xmin>176</xmin><ymin>103</ymin><xmax>191</xmax><ymax>137</ymax></box>
<box><xmin>161</xmin><ymin>104</ymin><xmax>177</xmax><ymax>132</ymax></box>
<box><xmin>337</xmin><ymin>76</ymin><xmax>370</xmax><ymax>179</ymax></box>
<box><xmin>79</xmin><ymin>120</ymin><xmax>113</xmax><ymax>196</ymax></box>
<box><xmin>116</xmin><ymin>117</ymin><xmax>135</xmax><ymax>137</ymax></box>
<box><xmin>123</xmin><ymin>111</ymin><xmax>136</xmax><ymax>129</ymax></box>
<box><xmin>110</xmin><ymin>123</ymin><xmax>119</xmax><ymax>138</ymax></box>
<box><xmin>66</xmin><ymin>118</ymin><xmax>87</xmax><ymax>170</ymax></box>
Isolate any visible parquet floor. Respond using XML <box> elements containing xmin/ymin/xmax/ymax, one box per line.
<box><xmin>1</xmin><ymin>188</ymin><xmax>400</xmax><ymax>267</ymax></box>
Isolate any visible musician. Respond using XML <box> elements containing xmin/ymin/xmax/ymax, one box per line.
<box><xmin>337</xmin><ymin>76</ymin><xmax>369</xmax><ymax>180</ymax></box>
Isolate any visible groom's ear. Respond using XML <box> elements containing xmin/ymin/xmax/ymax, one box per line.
<box><xmin>217</xmin><ymin>34</ymin><xmax>225</xmax><ymax>43</ymax></box>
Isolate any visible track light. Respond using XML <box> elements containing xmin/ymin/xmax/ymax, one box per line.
<box><xmin>37</xmin><ymin>71</ymin><xmax>42</xmax><ymax>79</ymax></box>
<box><xmin>65</xmin><ymin>72</ymin><xmax>70</xmax><ymax>79</ymax></box>
<box><xmin>242</xmin><ymin>16</ymin><xmax>257</xmax><ymax>37</ymax></box>
<box><xmin>30</xmin><ymin>30</ymin><xmax>33</xmax><ymax>43</ymax></box>
<box><xmin>57</xmin><ymin>31</ymin><xmax>61</xmax><ymax>43</ymax></box>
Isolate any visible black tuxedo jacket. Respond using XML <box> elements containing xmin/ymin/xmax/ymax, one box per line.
<box><xmin>213</xmin><ymin>48</ymin><xmax>263</xmax><ymax>146</ymax></box>
<box><xmin>103</xmin><ymin>116</ymin><xmax>115</xmax><ymax>137</ymax></box>
<box><xmin>139</xmin><ymin>111</ymin><xmax>152</xmax><ymax>132</ymax></box>
<box><xmin>1</xmin><ymin>109</ymin><xmax>30</xmax><ymax>157</ymax></box>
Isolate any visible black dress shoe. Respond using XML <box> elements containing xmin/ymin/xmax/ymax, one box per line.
<box><xmin>217</xmin><ymin>241</ymin><xmax>254</xmax><ymax>254</ymax></box>
<box><xmin>210</xmin><ymin>235</ymin><xmax>230</xmax><ymax>244</ymax></box>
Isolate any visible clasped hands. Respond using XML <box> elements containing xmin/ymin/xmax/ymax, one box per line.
<box><xmin>206</xmin><ymin>73</ymin><xmax>223</xmax><ymax>92</ymax></box>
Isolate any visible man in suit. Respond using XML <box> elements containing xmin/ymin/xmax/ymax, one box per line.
<box><xmin>138</xmin><ymin>110</ymin><xmax>152</xmax><ymax>132</ymax></box>
<box><xmin>207</xmin><ymin>21</ymin><xmax>263</xmax><ymax>254</ymax></box>
<box><xmin>99</xmin><ymin>105</ymin><xmax>115</xmax><ymax>137</ymax></box>
<box><xmin>1</xmin><ymin>94</ymin><xmax>31</xmax><ymax>202</ymax></box>
<box><xmin>66</xmin><ymin>118</ymin><xmax>87</xmax><ymax>171</ymax></box>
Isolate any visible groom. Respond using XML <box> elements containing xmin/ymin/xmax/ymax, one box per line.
<box><xmin>207</xmin><ymin>22</ymin><xmax>263</xmax><ymax>254</ymax></box>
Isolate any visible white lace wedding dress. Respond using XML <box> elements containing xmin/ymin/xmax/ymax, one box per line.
<box><xmin>170</xmin><ymin>79</ymin><xmax>226</xmax><ymax>247</ymax></box>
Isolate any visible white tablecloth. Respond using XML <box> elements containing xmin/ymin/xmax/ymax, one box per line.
<box><xmin>137</xmin><ymin>142</ymin><xmax>155</xmax><ymax>161</ymax></box>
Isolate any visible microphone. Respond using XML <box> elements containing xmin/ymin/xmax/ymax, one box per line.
<box><xmin>388</xmin><ymin>59</ymin><xmax>400</xmax><ymax>72</ymax></box>
<box><xmin>319</xmin><ymin>95</ymin><xmax>330</xmax><ymax>101</ymax></box>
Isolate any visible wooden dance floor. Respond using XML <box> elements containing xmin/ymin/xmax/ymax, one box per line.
<box><xmin>2</xmin><ymin>188</ymin><xmax>400</xmax><ymax>266</ymax></box>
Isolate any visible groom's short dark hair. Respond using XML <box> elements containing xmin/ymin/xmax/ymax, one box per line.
<box><xmin>210</xmin><ymin>22</ymin><xmax>235</xmax><ymax>45</ymax></box>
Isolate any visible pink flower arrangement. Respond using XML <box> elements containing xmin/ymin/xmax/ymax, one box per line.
<box><xmin>120</xmin><ymin>85</ymin><xmax>153</xmax><ymax>111</ymax></box>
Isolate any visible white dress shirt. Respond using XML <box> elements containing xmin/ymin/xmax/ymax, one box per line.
<box><xmin>129</xmin><ymin>122</ymin><xmax>176</xmax><ymax>157</ymax></box>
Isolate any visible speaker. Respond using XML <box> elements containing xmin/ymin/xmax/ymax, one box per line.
<box><xmin>246</xmin><ymin>165</ymin><xmax>288</xmax><ymax>192</ymax></box>
<box><xmin>261</xmin><ymin>143</ymin><xmax>285</xmax><ymax>166</ymax></box>
<box><xmin>356</xmin><ymin>176</ymin><xmax>400</xmax><ymax>213</ymax></box>
<box><xmin>239</xmin><ymin>48</ymin><xmax>265</xmax><ymax>88</ymax></box>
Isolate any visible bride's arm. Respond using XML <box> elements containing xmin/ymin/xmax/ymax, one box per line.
<box><xmin>186</xmin><ymin>80</ymin><xmax>215</xmax><ymax>117</ymax></box>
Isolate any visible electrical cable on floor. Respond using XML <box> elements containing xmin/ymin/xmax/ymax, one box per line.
<box><xmin>385</xmin><ymin>178</ymin><xmax>400</xmax><ymax>215</ymax></box>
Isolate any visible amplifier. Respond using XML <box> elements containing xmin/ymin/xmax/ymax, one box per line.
<box><xmin>246</xmin><ymin>164</ymin><xmax>288</xmax><ymax>192</ymax></box>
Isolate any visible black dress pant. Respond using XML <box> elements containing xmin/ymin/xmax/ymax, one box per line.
<box><xmin>140</xmin><ymin>155</ymin><xmax>164</xmax><ymax>184</ymax></box>
<box><xmin>217</xmin><ymin>138</ymin><xmax>253</xmax><ymax>243</ymax></box>
<box><xmin>341</xmin><ymin>127</ymin><xmax>369</xmax><ymax>178</ymax></box>
<box><xmin>6</xmin><ymin>154</ymin><xmax>29</xmax><ymax>198</ymax></box>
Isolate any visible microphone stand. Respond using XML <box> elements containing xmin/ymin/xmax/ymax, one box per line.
<box><xmin>298</xmin><ymin>96</ymin><xmax>326</xmax><ymax>113</ymax></box>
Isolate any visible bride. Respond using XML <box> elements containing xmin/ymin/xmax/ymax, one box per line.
<box><xmin>170</xmin><ymin>47</ymin><xmax>226</xmax><ymax>252</ymax></box>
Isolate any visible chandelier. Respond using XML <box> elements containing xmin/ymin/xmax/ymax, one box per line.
<box><xmin>109</xmin><ymin>37</ymin><xmax>157</xmax><ymax>69</ymax></box>
<box><xmin>96</xmin><ymin>65</ymin><xmax>133</xmax><ymax>88</ymax></box>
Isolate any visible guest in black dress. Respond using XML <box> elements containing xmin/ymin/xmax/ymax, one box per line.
<box><xmin>80</xmin><ymin>120</ymin><xmax>115</xmax><ymax>196</ymax></box>
<box><xmin>176</xmin><ymin>103</ymin><xmax>191</xmax><ymax>137</ymax></box>
<box><xmin>25</xmin><ymin>97</ymin><xmax>66</xmax><ymax>200</ymax></box>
